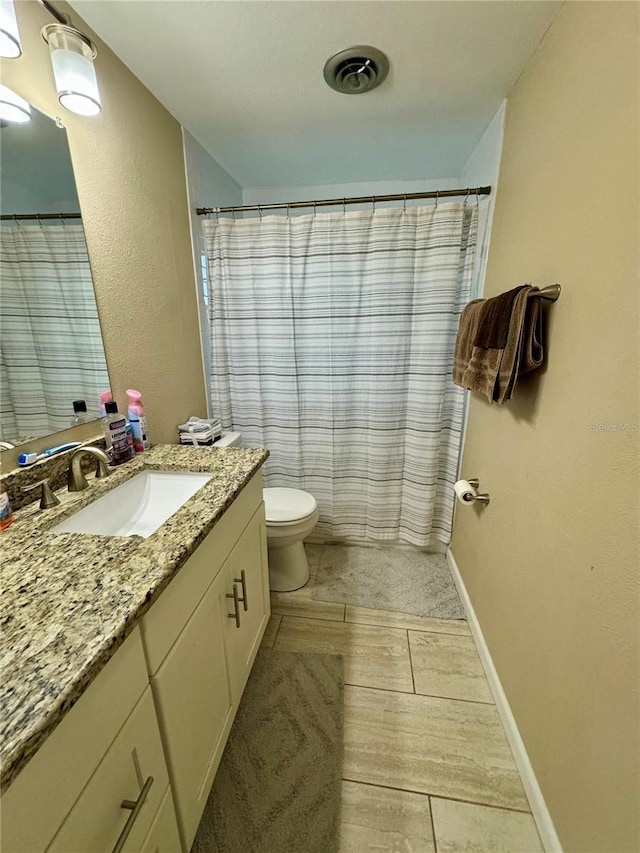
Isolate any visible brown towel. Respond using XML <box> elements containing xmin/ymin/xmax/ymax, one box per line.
<box><xmin>475</xmin><ymin>286</ymin><xmax>528</xmax><ymax>348</ymax></box>
<box><xmin>492</xmin><ymin>286</ymin><xmax>534</xmax><ymax>402</ymax></box>
<box><xmin>453</xmin><ymin>285</ymin><xmax>544</xmax><ymax>404</ymax></box>
<box><xmin>518</xmin><ymin>296</ymin><xmax>544</xmax><ymax>376</ymax></box>
<box><xmin>453</xmin><ymin>299</ymin><xmax>485</xmax><ymax>389</ymax></box>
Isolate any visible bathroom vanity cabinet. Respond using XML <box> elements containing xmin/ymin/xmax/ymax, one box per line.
<box><xmin>142</xmin><ymin>475</ymin><xmax>269</xmax><ymax>850</ymax></box>
<box><xmin>1</xmin><ymin>471</ymin><xmax>269</xmax><ymax>853</ymax></box>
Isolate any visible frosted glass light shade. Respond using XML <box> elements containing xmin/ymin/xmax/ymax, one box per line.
<box><xmin>42</xmin><ymin>24</ymin><xmax>101</xmax><ymax>117</ymax></box>
<box><xmin>0</xmin><ymin>0</ymin><xmax>21</xmax><ymax>58</ymax></box>
<box><xmin>0</xmin><ymin>84</ymin><xmax>30</xmax><ymax>123</ymax></box>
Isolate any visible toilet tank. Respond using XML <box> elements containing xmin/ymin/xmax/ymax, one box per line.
<box><xmin>216</xmin><ymin>432</ymin><xmax>242</xmax><ymax>447</ymax></box>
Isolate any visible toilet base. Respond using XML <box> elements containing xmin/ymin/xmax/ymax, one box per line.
<box><xmin>268</xmin><ymin>540</ymin><xmax>310</xmax><ymax>592</ymax></box>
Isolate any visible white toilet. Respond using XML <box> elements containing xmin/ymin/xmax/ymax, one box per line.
<box><xmin>262</xmin><ymin>487</ymin><xmax>319</xmax><ymax>591</ymax></box>
<box><xmin>217</xmin><ymin>433</ymin><xmax>319</xmax><ymax>591</ymax></box>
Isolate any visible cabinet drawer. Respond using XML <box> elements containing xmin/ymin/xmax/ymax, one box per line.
<box><xmin>141</xmin><ymin>471</ymin><xmax>263</xmax><ymax>674</ymax></box>
<box><xmin>47</xmin><ymin>688</ymin><xmax>170</xmax><ymax>853</ymax></box>
<box><xmin>1</xmin><ymin>628</ymin><xmax>149</xmax><ymax>853</ymax></box>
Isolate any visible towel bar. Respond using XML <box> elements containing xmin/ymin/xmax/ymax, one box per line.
<box><xmin>532</xmin><ymin>284</ymin><xmax>561</xmax><ymax>302</ymax></box>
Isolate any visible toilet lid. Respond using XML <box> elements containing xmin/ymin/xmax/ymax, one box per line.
<box><xmin>264</xmin><ymin>488</ymin><xmax>317</xmax><ymax>523</ymax></box>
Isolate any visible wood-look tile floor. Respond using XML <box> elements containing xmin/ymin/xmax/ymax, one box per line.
<box><xmin>263</xmin><ymin>550</ymin><xmax>544</xmax><ymax>852</ymax></box>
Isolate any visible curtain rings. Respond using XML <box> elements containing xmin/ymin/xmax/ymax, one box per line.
<box><xmin>434</xmin><ymin>191</ymin><xmax>439</xmax><ymax>210</ymax></box>
<box><xmin>342</xmin><ymin>197</ymin><xmax>346</xmax><ymax>216</ymax></box>
<box><xmin>312</xmin><ymin>201</ymin><xmax>316</xmax><ymax>218</ymax></box>
<box><xmin>475</xmin><ymin>188</ymin><xmax>480</xmax><ymax>208</ymax></box>
<box><xmin>13</xmin><ymin>214</ymin><xmax>20</xmax><ymax>228</ymax></box>
<box><xmin>215</xmin><ymin>207</ymin><xmax>220</xmax><ymax>223</ymax></box>
<box><xmin>464</xmin><ymin>189</ymin><xmax>470</xmax><ymax>207</ymax></box>
<box><xmin>257</xmin><ymin>204</ymin><xmax>263</xmax><ymax>221</ymax></box>
<box><xmin>403</xmin><ymin>194</ymin><xmax>407</xmax><ymax>213</ymax></box>
<box><xmin>287</xmin><ymin>202</ymin><xmax>291</xmax><ymax>220</ymax></box>
<box><xmin>371</xmin><ymin>196</ymin><xmax>376</xmax><ymax>214</ymax></box>
<box><xmin>36</xmin><ymin>214</ymin><xmax>43</xmax><ymax>228</ymax></box>
<box><xmin>59</xmin><ymin>212</ymin><xmax>66</xmax><ymax>227</ymax></box>
<box><xmin>231</xmin><ymin>207</ymin><xmax>236</xmax><ymax>221</ymax></box>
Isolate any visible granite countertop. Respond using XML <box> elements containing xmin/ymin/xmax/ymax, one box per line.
<box><xmin>0</xmin><ymin>445</ymin><xmax>269</xmax><ymax>792</ymax></box>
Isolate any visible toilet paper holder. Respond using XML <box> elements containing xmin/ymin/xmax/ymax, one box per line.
<box><xmin>466</xmin><ymin>479</ymin><xmax>490</xmax><ymax>505</ymax></box>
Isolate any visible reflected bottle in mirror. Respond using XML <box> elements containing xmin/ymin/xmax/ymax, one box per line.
<box><xmin>71</xmin><ymin>400</ymin><xmax>88</xmax><ymax>427</ymax></box>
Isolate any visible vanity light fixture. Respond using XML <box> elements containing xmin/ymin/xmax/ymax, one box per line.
<box><xmin>0</xmin><ymin>84</ymin><xmax>30</xmax><ymax>123</ymax></box>
<box><xmin>0</xmin><ymin>0</ymin><xmax>22</xmax><ymax>58</ymax></box>
<box><xmin>42</xmin><ymin>23</ymin><xmax>101</xmax><ymax>117</ymax></box>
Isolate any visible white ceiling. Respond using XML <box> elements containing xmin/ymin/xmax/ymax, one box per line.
<box><xmin>70</xmin><ymin>1</ymin><xmax>562</xmax><ymax>187</ymax></box>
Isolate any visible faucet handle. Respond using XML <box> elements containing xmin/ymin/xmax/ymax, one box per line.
<box><xmin>24</xmin><ymin>479</ymin><xmax>61</xmax><ymax>510</ymax></box>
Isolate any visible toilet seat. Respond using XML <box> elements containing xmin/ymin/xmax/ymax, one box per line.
<box><xmin>263</xmin><ymin>488</ymin><xmax>317</xmax><ymax>524</ymax></box>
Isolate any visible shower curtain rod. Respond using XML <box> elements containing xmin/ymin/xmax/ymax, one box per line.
<box><xmin>196</xmin><ymin>185</ymin><xmax>491</xmax><ymax>216</ymax></box>
<box><xmin>1</xmin><ymin>212</ymin><xmax>82</xmax><ymax>221</ymax></box>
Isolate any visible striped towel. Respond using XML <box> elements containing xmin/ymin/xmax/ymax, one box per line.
<box><xmin>178</xmin><ymin>416</ymin><xmax>222</xmax><ymax>445</ymax></box>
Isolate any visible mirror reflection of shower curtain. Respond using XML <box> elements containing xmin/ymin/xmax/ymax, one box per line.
<box><xmin>0</xmin><ymin>224</ymin><xmax>109</xmax><ymax>441</ymax></box>
<box><xmin>204</xmin><ymin>202</ymin><xmax>477</xmax><ymax>546</ymax></box>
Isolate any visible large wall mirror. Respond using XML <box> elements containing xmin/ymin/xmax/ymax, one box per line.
<box><xmin>0</xmin><ymin>101</ymin><xmax>109</xmax><ymax>447</ymax></box>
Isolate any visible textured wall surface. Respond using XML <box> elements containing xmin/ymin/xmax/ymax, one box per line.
<box><xmin>1</xmin><ymin>1</ymin><xmax>206</xmax><ymax>446</ymax></box>
<box><xmin>452</xmin><ymin>4</ymin><xmax>639</xmax><ymax>851</ymax></box>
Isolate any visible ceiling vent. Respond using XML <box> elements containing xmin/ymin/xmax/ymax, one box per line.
<box><xmin>323</xmin><ymin>46</ymin><xmax>389</xmax><ymax>95</ymax></box>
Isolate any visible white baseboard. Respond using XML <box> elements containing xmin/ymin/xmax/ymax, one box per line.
<box><xmin>446</xmin><ymin>548</ymin><xmax>563</xmax><ymax>853</ymax></box>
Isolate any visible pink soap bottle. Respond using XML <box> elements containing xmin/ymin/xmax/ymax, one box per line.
<box><xmin>98</xmin><ymin>389</ymin><xmax>112</xmax><ymax>417</ymax></box>
<box><xmin>126</xmin><ymin>389</ymin><xmax>150</xmax><ymax>453</ymax></box>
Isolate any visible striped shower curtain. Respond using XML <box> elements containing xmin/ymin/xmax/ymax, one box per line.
<box><xmin>203</xmin><ymin>202</ymin><xmax>477</xmax><ymax>546</ymax></box>
<box><xmin>0</xmin><ymin>224</ymin><xmax>109</xmax><ymax>441</ymax></box>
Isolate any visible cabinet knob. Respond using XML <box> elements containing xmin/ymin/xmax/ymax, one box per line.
<box><xmin>226</xmin><ymin>585</ymin><xmax>241</xmax><ymax>628</ymax></box>
<box><xmin>234</xmin><ymin>569</ymin><xmax>248</xmax><ymax>611</ymax></box>
<box><xmin>112</xmin><ymin>775</ymin><xmax>153</xmax><ymax>853</ymax></box>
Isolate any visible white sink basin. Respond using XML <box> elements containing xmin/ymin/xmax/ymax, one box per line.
<box><xmin>53</xmin><ymin>470</ymin><xmax>212</xmax><ymax>538</ymax></box>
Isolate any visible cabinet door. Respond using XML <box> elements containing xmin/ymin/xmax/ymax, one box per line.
<box><xmin>225</xmin><ymin>505</ymin><xmax>270</xmax><ymax>699</ymax></box>
<box><xmin>140</xmin><ymin>788</ymin><xmax>181</xmax><ymax>853</ymax></box>
<box><xmin>150</xmin><ymin>569</ymin><xmax>236</xmax><ymax>851</ymax></box>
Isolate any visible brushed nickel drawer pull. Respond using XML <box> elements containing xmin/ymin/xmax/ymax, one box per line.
<box><xmin>112</xmin><ymin>775</ymin><xmax>154</xmax><ymax>853</ymax></box>
<box><xmin>226</xmin><ymin>585</ymin><xmax>241</xmax><ymax>628</ymax></box>
<box><xmin>234</xmin><ymin>569</ymin><xmax>248</xmax><ymax>611</ymax></box>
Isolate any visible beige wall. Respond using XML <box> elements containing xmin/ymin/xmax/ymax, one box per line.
<box><xmin>1</xmin><ymin>1</ymin><xmax>206</xmax><ymax>449</ymax></box>
<box><xmin>452</xmin><ymin>3</ymin><xmax>639</xmax><ymax>851</ymax></box>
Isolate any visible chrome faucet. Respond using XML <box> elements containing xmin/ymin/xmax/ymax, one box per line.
<box><xmin>68</xmin><ymin>446</ymin><xmax>111</xmax><ymax>492</ymax></box>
